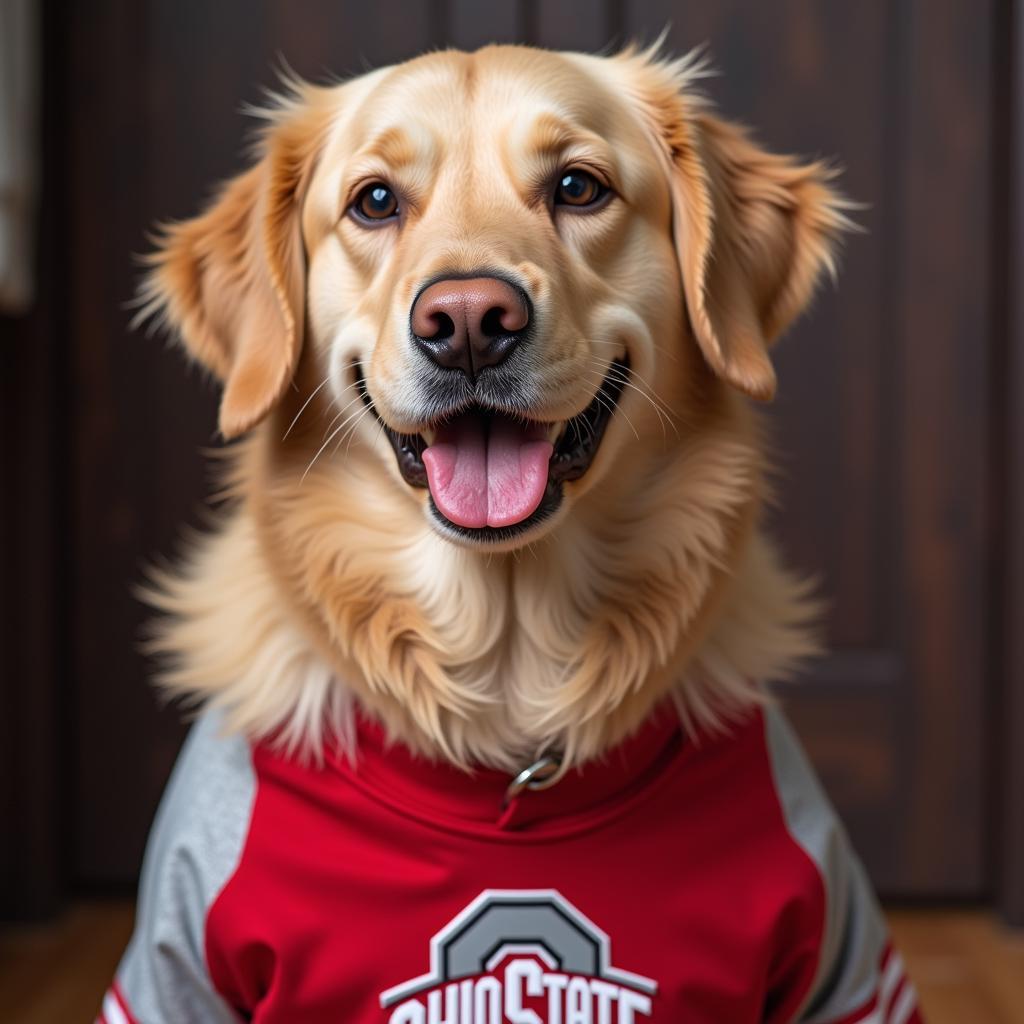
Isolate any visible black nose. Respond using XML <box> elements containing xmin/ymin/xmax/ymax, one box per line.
<box><xmin>410</xmin><ymin>276</ymin><xmax>530</xmax><ymax>380</ymax></box>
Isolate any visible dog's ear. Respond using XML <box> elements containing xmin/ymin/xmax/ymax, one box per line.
<box><xmin>623</xmin><ymin>48</ymin><xmax>853</xmax><ymax>400</ymax></box>
<box><xmin>139</xmin><ymin>87</ymin><xmax>329</xmax><ymax>438</ymax></box>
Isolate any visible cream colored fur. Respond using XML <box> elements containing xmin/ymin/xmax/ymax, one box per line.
<box><xmin>139</xmin><ymin>43</ymin><xmax>849</xmax><ymax>773</ymax></box>
<box><xmin>145</xmin><ymin>410</ymin><xmax>819</xmax><ymax>771</ymax></box>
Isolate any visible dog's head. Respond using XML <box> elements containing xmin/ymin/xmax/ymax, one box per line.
<box><xmin>141</xmin><ymin>44</ymin><xmax>852</xmax><ymax>763</ymax></box>
<box><xmin>142</xmin><ymin>44</ymin><xmax>847</xmax><ymax>551</ymax></box>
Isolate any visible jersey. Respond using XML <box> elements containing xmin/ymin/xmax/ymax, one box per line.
<box><xmin>97</xmin><ymin>702</ymin><xmax>923</xmax><ymax>1023</ymax></box>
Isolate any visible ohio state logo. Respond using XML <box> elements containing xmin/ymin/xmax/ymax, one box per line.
<box><xmin>380</xmin><ymin>889</ymin><xmax>657</xmax><ymax>1023</ymax></box>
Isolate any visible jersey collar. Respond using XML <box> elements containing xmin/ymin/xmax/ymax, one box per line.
<box><xmin>331</xmin><ymin>704</ymin><xmax>684</xmax><ymax>836</ymax></box>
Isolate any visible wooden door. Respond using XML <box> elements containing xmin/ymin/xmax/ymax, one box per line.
<box><xmin>52</xmin><ymin>0</ymin><xmax>995</xmax><ymax>898</ymax></box>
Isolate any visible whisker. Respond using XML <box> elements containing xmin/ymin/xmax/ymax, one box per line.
<box><xmin>582</xmin><ymin>373</ymin><xmax>640</xmax><ymax>442</ymax></box>
<box><xmin>317</xmin><ymin>392</ymin><xmax>365</xmax><ymax>442</ymax></box>
<box><xmin>344</xmin><ymin>403</ymin><xmax>384</xmax><ymax>457</ymax></box>
<box><xmin>372</xmin><ymin>412</ymin><xmax>388</xmax><ymax>451</ymax></box>
<box><xmin>302</xmin><ymin>403</ymin><xmax>370</xmax><ymax>482</ymax></box>
<box><xmin>338</xmin><ymin>406</ymin><xmax>376</xmax><ymax>457</ymax></box>
<box><xmin>606</xmin><ymin>362</ymin><xmax>678</xmax><ymax>416</ymax></box>
<box><xmin>567</xmin><ymin>410</ymin><xmax>595</xmax><ymax>447</ymax></box>
<box><xmin>282</xmin><ymin>375</ymin><xmax>332</xmax><ymax>440</ymax></box>
<box><xmin>605</xmin><ymin>373</ymin><xmax>678</xmax><ymax>440</ymax></box>
<box><xmin>586</xmin><ymin>355</ymin><xmax>675</xmax><ymax>415</ymax></box>
<box><xmin>330</xmin><ymin>403</ymin><xmax>374</xmax><ymax>456</ymax></box>
<box><xmin>588</xmin><ymin>337</ymin><xmax>680</xmax><ymax>364</ymax></box>
<box><xmin>584</xmin><ymin>358</ymin><xmax>679</xmax><ymax>440</ymax></box>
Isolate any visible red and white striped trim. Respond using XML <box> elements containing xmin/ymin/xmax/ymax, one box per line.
<box><xmin>95</xmin><ymin>982</ymin><xmax>137</xmax><ymax>1024</ymax></box>
<box><xmin>828</xmin><ymin>945</ymin><xmax>923</xmax><ymax>1024</ymax></box>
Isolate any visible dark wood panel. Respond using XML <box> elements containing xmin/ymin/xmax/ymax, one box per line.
<box><xmin>267</xmin><ymin>0</ymin><xmax>445</xmax><ymax>75</ymax></box>
<box><xmin>895</xmin><ymin>0</ymin><xmax>991</xmax><ymax>893</ymax></box>
<box><xmin>998</xmin><ymin>0</ymin><xmax>1024</xmax><ymax>927</ymax></box>
<box><xmin>0</xmin><ymin>1</ymin><xmax>67</xmax><ymax>920</ymax></box>
<box><xmin>624</xmin><ymin>0</ymin><xmax>991</xmax><ymax>895</ymax></box>
<box><xmin>533</xmin><ymin>0</ymin><xmax>616</xmax><ymax>52</ymax></box>
<box><xmin>448</xmin><ymin>0</ymin><xmax>522</xmax><ymax>48</ymax></box>
<box><xmin>69</xmin><ymin>0</ymin><xmax>176</xmax><ymax>887</ymax></box>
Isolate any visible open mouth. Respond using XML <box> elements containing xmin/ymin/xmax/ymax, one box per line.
<box><xmin>354</xmin><ymin>357</ymin><xmax>629</xmax><ymax>541</ymax></box>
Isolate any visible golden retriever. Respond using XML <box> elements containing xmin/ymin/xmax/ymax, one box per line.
<box><xmin>95</xmin><ymin>42</ymin><xmax>937</xmax><ymax>1024</ymax></box>
<box><xmin>140</xmin><ymin>43</ymin><xmax>847</xmax><ymax>771</ymax></box>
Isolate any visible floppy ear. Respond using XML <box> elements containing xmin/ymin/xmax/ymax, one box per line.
<box><xmin>139</xmin><ymin>90</ymin><xmax>327</xmax><ymax>438</ymax></box>
<box><xmin>624</xmin><ymin>49</ymin><xmax>853</xmax><ymax>400</ymax></box>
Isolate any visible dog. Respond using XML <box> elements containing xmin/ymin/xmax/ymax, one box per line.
<box><xmin>97</xmin><ymin>43</ymin><xmax>923</xmax><ymax>1024</ymax></box>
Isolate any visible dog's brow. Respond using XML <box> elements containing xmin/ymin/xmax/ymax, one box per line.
<box><xmin>357</xmin><ymin>125</ymin><xmax>427</xmax><ymax>170</ymax></box>
<box><xmin>522</xmin><ymin>112</ymin><xmax>607</xmax><ymax>162</ymax></box>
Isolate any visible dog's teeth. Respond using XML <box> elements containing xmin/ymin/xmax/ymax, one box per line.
<box><xmin>421</xmin><ymin>428</ymin><xmax>436</xmax><ymax>446</ymax></box>
<box><xmin>548</xmin><ymin>422</ymin><xmax>565</xmax><ymax>444</ymax></box>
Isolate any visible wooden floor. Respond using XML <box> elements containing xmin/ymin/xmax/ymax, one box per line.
<box><xmin>887</xmin><ymin>909</ymin><xmax>1024</xmax><ymax>1023</ymax></box>
<box><xmin>1</xmin><ymin>902</ymin><xmax>1022</xmax><ymax>1022</ymax></box>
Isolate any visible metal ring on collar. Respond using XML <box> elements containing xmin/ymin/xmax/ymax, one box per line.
<box><xmin>504</xmin><ymin>755</ymin><xmax>562</xmax><ymax>807</ymax></box>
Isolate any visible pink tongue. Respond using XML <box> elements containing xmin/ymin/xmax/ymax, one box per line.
<box><xmin>422</xmin><ymin>413</ymin><xmax>553</xmax><ymax>529</ymax></box>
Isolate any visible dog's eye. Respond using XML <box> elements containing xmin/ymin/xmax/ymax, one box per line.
<box><xmin>554</xmin><ymin>170</ymin><xmax>606</xmax><ymax>209</ymax></box>
<box><xmin>351</xmin><ymin>183</ymin><xmax>399</xmax><ymax>223</ymax></box>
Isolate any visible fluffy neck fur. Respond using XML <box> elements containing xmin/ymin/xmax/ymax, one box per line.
<box><xmin>145</xmin><ymin>397</ymin><xmax>818</xmax><ymax>772</ymax></box>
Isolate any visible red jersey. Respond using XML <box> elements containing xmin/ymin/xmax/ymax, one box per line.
<box><xmin>98</xmin><ymin>704</ymin><xmax>922</xmax><ymax>1023</ymax></box>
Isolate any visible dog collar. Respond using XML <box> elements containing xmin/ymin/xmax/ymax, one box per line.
<box><xmin>334</xmin><ymin>703</ymin><xmax>684</xmax><ymax>836</ymax></box>
<box><xmin>504</xmin><ymin>754</ymin><xmax>562</xmax><ymax>806</ymax></box>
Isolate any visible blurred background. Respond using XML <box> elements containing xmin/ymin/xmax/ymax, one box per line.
<box><xmin>1</xmin><ymin>0</ymin><xmax>1022</xmax><ymax>1020</ymax></box>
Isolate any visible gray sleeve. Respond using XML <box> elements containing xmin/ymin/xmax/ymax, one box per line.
<box><xmin>109</xmin><ymin>710</ymin><xmax>256</xmax><ymax>1024</ymax></box>
<box><xmin>762</xmin><ymin>705</ymin><xmax>893</xmax><ymax>1024</ymax></box>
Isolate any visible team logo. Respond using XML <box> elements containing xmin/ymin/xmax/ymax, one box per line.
<box><xmin>380</xmin><ymin>889</ymin><xmax>657</xmax><ymax>1023</ymax></box>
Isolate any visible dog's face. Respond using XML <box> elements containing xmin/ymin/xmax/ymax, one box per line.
<box><xmin>145</xmin><ymin>45</ymin><xmax>846</xmax><ymax>551</ymax></box>
<box><xmin>303</xmin><ymin>49</ymin><xmax>688</xmax><ymax>546</ymax></box>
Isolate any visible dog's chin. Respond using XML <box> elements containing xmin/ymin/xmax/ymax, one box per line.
<box><xmin>353</xmin><ymin>357</ymin><xmax>630</xmax><ymax>550</ymax></box>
